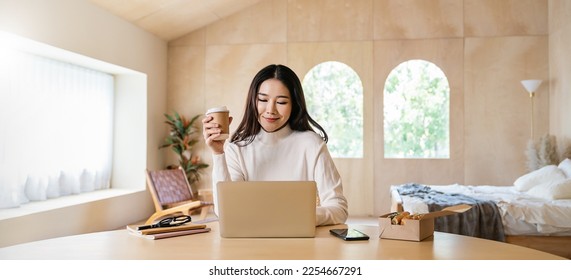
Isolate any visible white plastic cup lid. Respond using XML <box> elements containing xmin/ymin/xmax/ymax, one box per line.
<box><xmin>206</xmin><ymin>106</ymin><xmax>229</xmax><ymax>114</ymax></box>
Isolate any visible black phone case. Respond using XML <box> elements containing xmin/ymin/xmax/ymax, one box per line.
<box><xmin>330</xmin><ymin>228</ymin><xmax>369</xmax><ymax>241</ymax></box>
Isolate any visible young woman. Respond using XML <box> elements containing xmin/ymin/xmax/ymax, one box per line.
<box><xmin>202</xmin><ymin>64</ymin><xmax>348</xmax><ymax>226</ymax></box>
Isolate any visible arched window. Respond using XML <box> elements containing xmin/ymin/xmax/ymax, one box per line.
<box><xmin>302</xmin><ymin>61</ymin><xmax>363</xmax><ymax>158</ymax></box>
<box><xmin>383</xmin><ymin>59</ymin><xmax>450</xmax><ymax>158</ymax></box>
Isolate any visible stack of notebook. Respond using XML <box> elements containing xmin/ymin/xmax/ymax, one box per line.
<box><xmin>126</xmin><ymin>223</ymin><xmax>211</xmax><ymax>240</ymax></box>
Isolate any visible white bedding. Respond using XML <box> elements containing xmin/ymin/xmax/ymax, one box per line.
<box><xmin>391</xmin><ymin>184</ymin><xmax>571</xmax><ymax>236</ymax></box>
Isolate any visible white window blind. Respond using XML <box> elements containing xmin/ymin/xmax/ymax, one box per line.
<box><xmin>0</xmin><ymin>47</ymin><xmax>114</xmax><ymax>208</ymax></box>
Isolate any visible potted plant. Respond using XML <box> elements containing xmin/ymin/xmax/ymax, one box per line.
<box><xmin>160</xmin><ymin>111</ymin><xmax>209</xmax><ymax>186</ymax></box>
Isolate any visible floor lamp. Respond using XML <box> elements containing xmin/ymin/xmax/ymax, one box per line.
<box><xmin>520</xmin><ymin>79</ymin><xmax>542</xmax><ymax>140</ymax></box>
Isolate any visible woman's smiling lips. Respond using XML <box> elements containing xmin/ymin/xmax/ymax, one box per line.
<box><xmin>264</xmin><ymin>117</ymin><xmax>279</xmax><ymax>122</ymax></box>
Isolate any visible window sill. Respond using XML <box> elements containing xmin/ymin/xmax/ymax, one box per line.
<box><xmin>0</xmin><ymin>189</ymin><xmax>142</xmax><ymax>221</ymax></box>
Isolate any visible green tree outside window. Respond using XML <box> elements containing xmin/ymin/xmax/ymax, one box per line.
<box><xmin>303</xmin><ymin>61</ymin><xmax>363</xmax><ymax>158</ymax></box>
<box><xmin>384</xmin><ymin>60</ymin><xmax>450</xmax><ymax>158</ymax></box>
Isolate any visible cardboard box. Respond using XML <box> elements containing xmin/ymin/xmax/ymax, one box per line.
<box><xmin>378</xmin><ymin>204</ymin><xmax>471</xmax><ymax>241</ymax></box>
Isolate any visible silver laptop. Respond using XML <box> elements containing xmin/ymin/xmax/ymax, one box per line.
<box><xmin>216</xmin><ymin>181</ymin><xmax>317</xmax><ymax>238</ymax></box>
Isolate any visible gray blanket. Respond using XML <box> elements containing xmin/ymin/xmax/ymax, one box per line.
<box><xmin>396</xmin><ymin>183</ymin><xmax>506</xmax><ymax>242</ymax></box>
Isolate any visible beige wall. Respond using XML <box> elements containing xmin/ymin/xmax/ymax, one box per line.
<box><xmin>549</xmin><ymin>0</ymin><xmax>571</xmax><ymax>143</ymax></box>
<box><xmin>0</xmin><ymin>0</ymin><xmax>166</xmax><ymax>247</ymax></box>
<box><xmin>167</xmin><ymin>0</ymin><xmax>554</xmax><ymax>216</ymax></box>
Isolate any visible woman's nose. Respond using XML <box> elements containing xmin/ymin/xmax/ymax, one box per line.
<box><xmin>266</xmin><ymin>101</ymin><xmax>277</xmax><ymax>114</ymax></box>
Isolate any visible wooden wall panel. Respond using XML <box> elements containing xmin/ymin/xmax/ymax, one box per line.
<box><xmin>287</xmin><ymin>0</ymin><xmax>373</xmax><ymax>42</ymax></box>
<box><xmin>464</xmin><ymin>36</ymin><xmax>549</xmax><ymax>185</ymax></box>
<box><xmin>465</xmin><ymin>0</ymin><xmax>547</xmax><ymax>36</ymax></box>
<box><xmin>549</xmin><ymin>0</ymin><xmax>571</xmax><ymax>142</ymax></box>
<box><xmin>373</xmin><ymin>0</ymin><xmax>463</xmax><ymax>39</ymax></box>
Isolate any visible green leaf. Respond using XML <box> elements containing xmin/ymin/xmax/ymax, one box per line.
<box><xmin>172</xmin><ymin>145</ymin><xmax>182</xmax><ymax>155</ymax></box>
<box><xmin>162</xmin><ymin>111</ymin><xmax>209</xmax><ymax>185</ymax></box>
<box><xmin>164</xmin><ymin>113</ymin><xmax>175</xmax><ymax>123</ymax></box>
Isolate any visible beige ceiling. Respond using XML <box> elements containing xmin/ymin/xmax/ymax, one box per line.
<box><xmin>89</xmin><ymin>0</ymin><xmax>263</xmax><ymax>41</ymax></box>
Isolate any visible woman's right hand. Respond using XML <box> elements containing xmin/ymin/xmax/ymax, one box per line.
<box><xmin>202</xmin><ymin>115</ymin><xmax>231</xmax><ymax>154</ymax></box>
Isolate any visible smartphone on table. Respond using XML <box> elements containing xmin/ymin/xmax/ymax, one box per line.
<box><xmin>330</xmin><ymin>228</ymin><xmax>369</xmax><ymax>241</ymax></box>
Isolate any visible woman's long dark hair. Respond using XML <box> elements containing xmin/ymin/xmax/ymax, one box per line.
<box><xmin>231</xmin><ymin>64</ymin><xmax>328</xmax><ymax>145</ymax></box>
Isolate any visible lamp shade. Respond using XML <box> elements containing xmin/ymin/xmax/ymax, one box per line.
<box><xmin>521</xmin><ymin>79</ymin><xmax>542</xmax><ymax>93</ymax></box>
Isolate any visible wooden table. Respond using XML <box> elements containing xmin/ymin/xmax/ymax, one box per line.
<box><xmin>0</xmin><ymin>222</ymin><xmax>565</xmax><ymax>260</ymax></box>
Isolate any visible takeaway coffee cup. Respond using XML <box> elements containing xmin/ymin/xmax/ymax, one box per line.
<box><xmin>206</xmin><ymin>106</ymin><xmax>230</xmax><ymax>141</ymax></box>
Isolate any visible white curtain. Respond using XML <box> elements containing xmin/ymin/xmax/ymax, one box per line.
<box><xmin>0</xmin><ymin>46</ymin><xmax>114</xmax><ymax>208</ymax></box>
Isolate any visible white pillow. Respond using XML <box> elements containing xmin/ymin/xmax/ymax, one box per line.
<box><xmin>514</xmin><ymin>165</ymin><xmax>566</xmax><ymax>192</ymax></box>
<box><xmin>558</xmin><ymin>158</ymin><xmax>571</xmax><ymax>178</ymax></box>
<box><xmin>527</xmin><ymin>178</ymin><xmax>571</xmax><ymax>200</ymax></box>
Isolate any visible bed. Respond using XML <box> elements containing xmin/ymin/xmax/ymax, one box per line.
<box><xmin>389</xmin><ymin>159</ymin><xmax>571</xmax><ymax>259</ymax></box>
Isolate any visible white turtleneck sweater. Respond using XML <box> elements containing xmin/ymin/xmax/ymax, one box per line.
<box><xmin>211</xmin><ymin>125</ymin><xmax>348</xmax><ymax>226</ymax></box>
